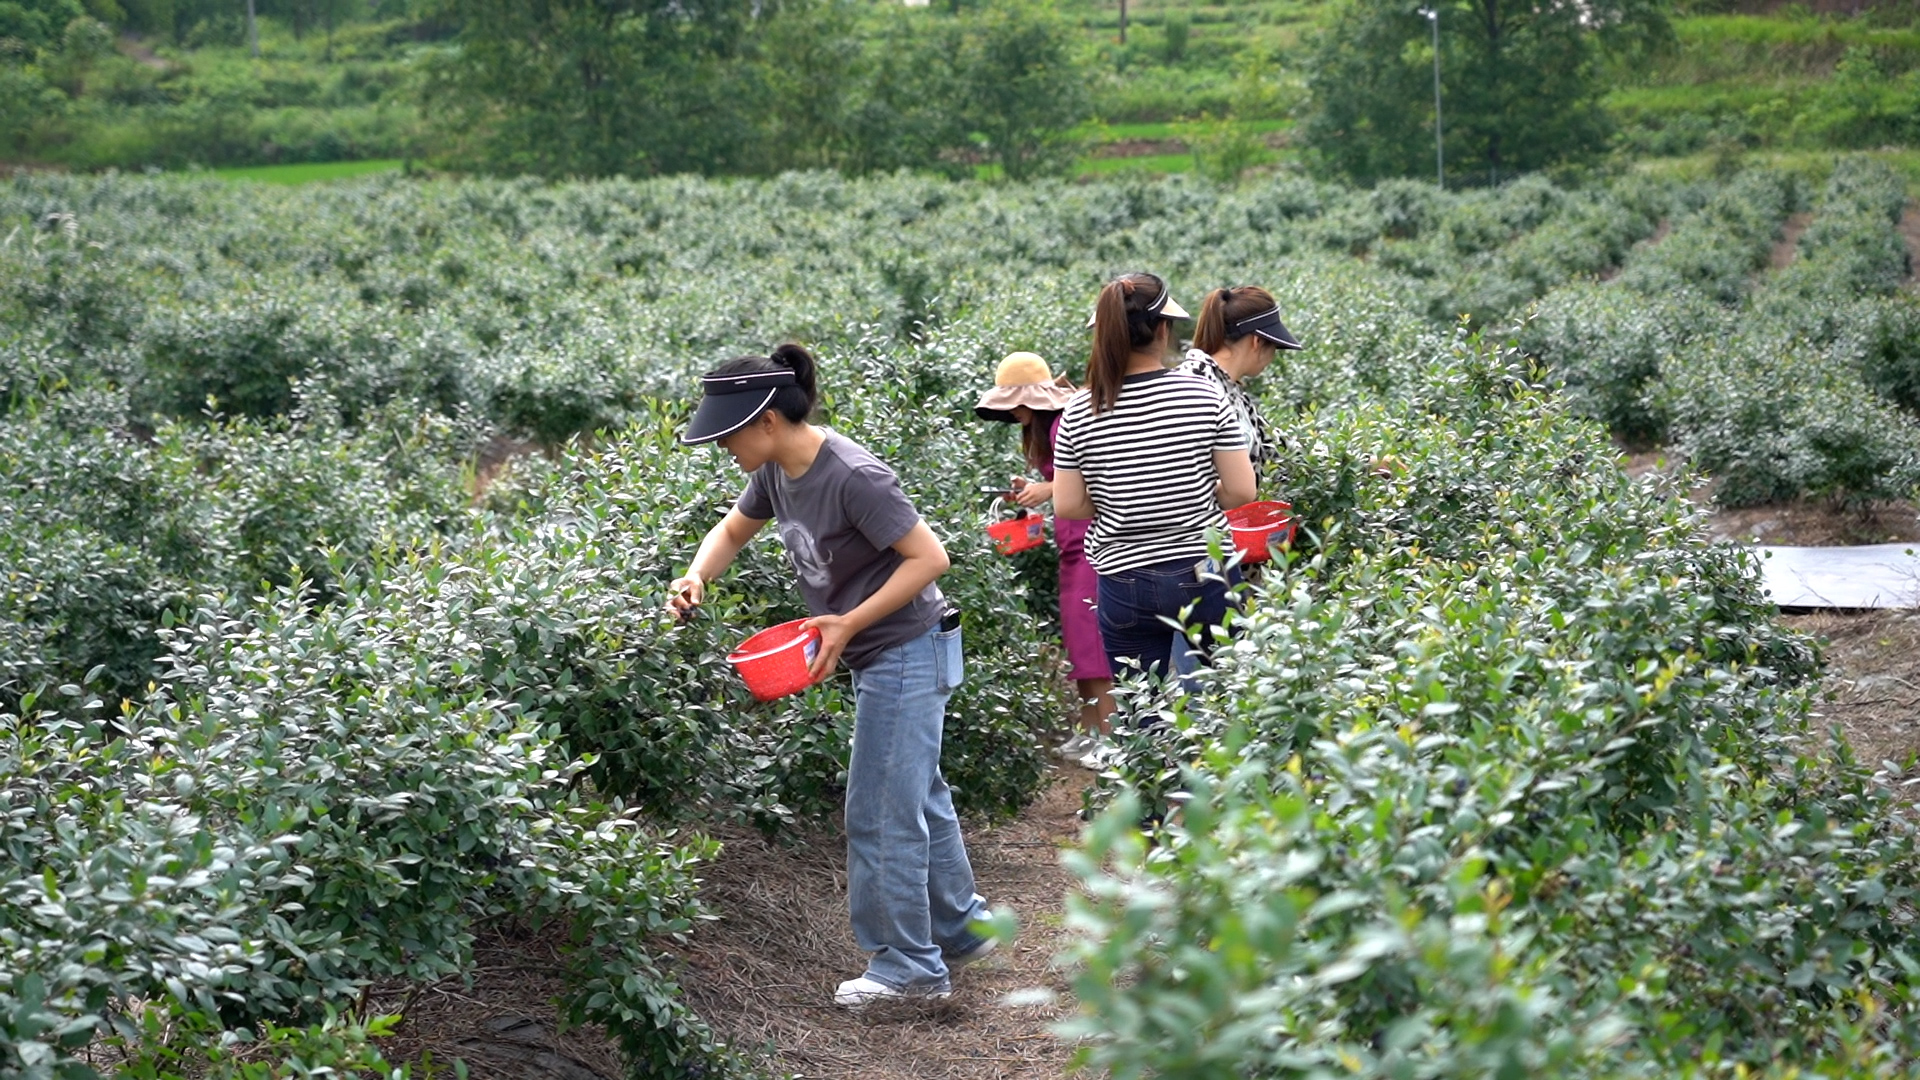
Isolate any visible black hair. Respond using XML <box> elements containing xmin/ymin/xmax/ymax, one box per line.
<box><xmin>710</xmin><ymin>343</ymin><xmax>819</xmax><ymax>424</ymax></box>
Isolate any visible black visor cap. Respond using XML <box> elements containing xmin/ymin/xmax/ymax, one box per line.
<box><xmin>681</xmin><ymin>368</ymin><xmax>799</xmax><ymax>445</ymax></box>
<box><xmin>1230</xmin><ymin>307</ymin><xmax>1303</xmax><ymax>350</ymax></box>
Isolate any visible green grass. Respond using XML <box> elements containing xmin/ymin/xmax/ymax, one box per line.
<box><xmin>1605</xmin><ymin>80</ymin><xmax>1810</xmax><ymax>114</ymax></box>
<box><xmin>1631</xmin><ymin>146</ymin><xmax>1920</xmax><ymax>195</ymax></box>
<box><xmin>213</xmin><ymin>159</ymin><xmax>406</xmax><ymax>184</ymax></box>
<box><xmin>1674</xmin><ymin>13</ymin><xmax>1920</xmax><ymax>50</ymax></box>
<box><xmin>1077</xmin><ymin>151</ymin><xmax>1199</xmax><ymax>175</ymax></box>
<box><xmin>1087</xmin><ymin>118</ymin><xmax>1290</xmax><ymax>140</ymax></box>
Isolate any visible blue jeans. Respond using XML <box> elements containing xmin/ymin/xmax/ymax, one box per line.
<box><xmin>1097</xmin><ymin>557</ymin><xmax>1241</xmax><ymax>687</ymax></box>
<box><xmin>845</xmin><ymin>624</ymin><xmax>989</xmax><ymax>992</ymax></box>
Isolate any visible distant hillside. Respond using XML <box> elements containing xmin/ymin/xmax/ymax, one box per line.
<box><xmin>5</xmin><ymin>0</ymin><xmax>1919</xmax><ymax>181</ymax></box>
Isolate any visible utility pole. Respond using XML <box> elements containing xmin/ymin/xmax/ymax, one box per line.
<box><xmin>246</xmin><ymin>0</ymin><xmax>259</xmax><ymax>58</ymax></box>
<box><xmin>1420</xmin><ymin>5</ymin><xmax>1443</xmax><ymax>189</ymax></box>
<box><xmin>1119</xmin><ymin>0</ymin><xmax>1128</xmax><ymax>44</ymax></box>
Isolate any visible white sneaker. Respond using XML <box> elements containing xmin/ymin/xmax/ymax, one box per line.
<box><xmin>833</xmin><ymin>976</ymin><xmax>952</xmax><ymax>1008</ymax></box>
<box><xmin>1076</xmin><ymin>739</ymin><xmax>1118</xmax><ymax>771</ymax></box>
<box><xmin>946</xmin><ymin>935</ymin><xmax>998</xmax><ymax>970</ymax></box>
<box><xmin>1053</xmin><ymin>732</ymin><xmax>1094</xmax><ymax>759</ymax></box>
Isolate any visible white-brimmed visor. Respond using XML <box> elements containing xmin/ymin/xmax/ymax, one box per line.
<box><xmin>681</xmin><ymin>368</ymin><xmax>799</xmax><ymax>444</ymax></box>
<box><xmin>1085</xmin><ymin>283</ymin><xmax>1191</xmax><ymax>328</ymax></box>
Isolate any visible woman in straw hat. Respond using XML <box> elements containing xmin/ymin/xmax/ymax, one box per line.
<box><xmin>976</xmin><ymin>351</ymin><xmax>1115</xmax><ymax>765</ymax></box>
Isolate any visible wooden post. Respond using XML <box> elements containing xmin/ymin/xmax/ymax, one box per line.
<box><xmin>1118</xmin><ymin>0</ymin><xmax>1127</xmax><ymax>43</ymax></box>
<box><xmin>245</xmin><ymin>0</ymin><xmax>259</xmax><ymax>57</ymax></box>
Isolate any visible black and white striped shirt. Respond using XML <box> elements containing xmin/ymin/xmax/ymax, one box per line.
<box><xmin>1054</xmin><ymin>369</ymin><xmax>1246</xmax><ymax>575</ymax></box>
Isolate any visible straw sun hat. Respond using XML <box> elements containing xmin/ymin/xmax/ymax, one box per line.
<box><xmin>974</xmin><ymin>352</ymin><xmax>1077</xmax><ymax>422</ymax></box>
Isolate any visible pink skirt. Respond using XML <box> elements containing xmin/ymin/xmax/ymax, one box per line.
<box><xmin>1055</xmin><ymin>518</ymin><xmax>1111</xmax><ymax>681</ymax></box>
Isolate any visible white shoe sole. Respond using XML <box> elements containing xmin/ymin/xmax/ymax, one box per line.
<box><xmin>834</xmin><ymin>978</ymin><xmax>952</xmax><ymax>1007</ymax></box>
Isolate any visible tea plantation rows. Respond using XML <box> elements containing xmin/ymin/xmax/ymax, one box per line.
<box><xmin>4</xmin><ymin>165</ymin><xmax>1920</xmax><ymax>1077</ymax></box>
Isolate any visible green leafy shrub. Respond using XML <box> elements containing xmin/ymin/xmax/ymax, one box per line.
<box><xmin>1658</xmin><ymin>327</ymin><xmax>1920</xmax><ymax>508</ymax></box>
<box><xmin>0</xmin><ymin>394</ymin><xmax>474</xmax><ymax>715</ymax></box>
<box><xmin>1520</xmin><ymin>283</ymin><xmax>1723</xmax><ymax>447</ymax></box>
<box><xmin>1616</xmin><ymin>169</ymin><xmax>1800</xmax><ymax>305</ymax></box>
<box><xmin>1067</xmin><ymin>339</ymin><xmax>1919</xmax><ymax>1077</ymax></box>
<box><xmin>0</xmin><ymin>684</ymin><xmax>731</xmax><ymax>1078</ymax></box>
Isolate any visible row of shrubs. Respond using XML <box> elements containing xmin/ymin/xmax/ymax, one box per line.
<box><xmin>19</xmin><ymin>164</ymin><xmax>1916</xmax><ymax>505</ymax></box>
<box><xmin>2</xmin><ymin>354</ymin><xmax>1063</xmax><ymax>1077</ymax></box>
<box><xmin>1074</xmin><ymin>338</ymin><xmax>1920</xmax><ymax>1076</ymax></box>
<box><xmin>1527</xmin><ymin>156</ymin><xmax>1920</xmax><ymax>507</ymax></box>
<box><xmin>5</xmin><ymin>165</ymin><xmax>1920</xmax><ymax>1076</ymax></box>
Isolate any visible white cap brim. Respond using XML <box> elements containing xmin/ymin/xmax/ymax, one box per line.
<box><xmin>1085</xmin><ymin>294</ymin><xmax>1189</xmax><ymax>328</ymax></box>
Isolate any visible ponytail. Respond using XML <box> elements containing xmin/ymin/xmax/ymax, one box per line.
<box><xmin>1192</xmin><ymin>287</ymin><xmax>1233</xmax><ymax>355</ymax></box>
<box><xmin>709</xmin><ymin>342</ymin><xmax>820</xmax><ymax>425</ymax></box>
<box><xmin>1191</xmin><ymin>285</ymin><xmax>1278</xmax><ymax>356</ymax></box>
<box><xmin>1087</xmin><ymin>271</ymin><xmax>1176</xmax><ymax>415</ymax></box>
<box><xmin>768</xmin><ymin>342</ymin><xmax>819</xmax><ymax>420</ymax></box>
<box><xmin>1089</xmin><ymin>281</ymin><xmax>1134</xmax><ymax>415</ymax></box>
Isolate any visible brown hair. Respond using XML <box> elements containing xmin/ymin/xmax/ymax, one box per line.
<box><xmin>1088</xmin><ymin>272</ymin><xmax>1175</xmax><ymax>415</ymax></box>
<box><xmin>1022</xmin><ymin>410</ymin><xmax>1062</xmax><ymax>471</ymax></box>
<box><xmin>1191</xmin><ymin>286</ymin><xmax>1279</xmax><ymax>356</ymax></box>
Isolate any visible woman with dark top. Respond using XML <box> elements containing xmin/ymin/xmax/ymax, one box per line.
<box><xmin>1176</xmin><ymin>285</ymin><xmax>1303</xmax><ymax>490</ymax></box>
<box><xmin>667</xmin><ymin>344</ymin><xmax>995</xmax><ymax>1007</ymax></box>
<box><xmin>1050</xmin><ymin>272</ymin><xmax>1257</xmax><ymax>690</ymax></box>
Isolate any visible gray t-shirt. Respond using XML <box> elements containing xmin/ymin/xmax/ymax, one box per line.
<box><xmin>734</xmin><ymin>429</ymin><xmax>944</xmax><ymax>670</ymax></box>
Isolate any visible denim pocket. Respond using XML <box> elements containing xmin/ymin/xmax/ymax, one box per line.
<box><xmin>1097</xmin><ymin>574</ymin><xmax>1142</xmax><ymax>632</ymax></box>
<box><xmin>933</xmin><ymin>626</ymin><xmax>965</xmax><ymax>694</ymax></box>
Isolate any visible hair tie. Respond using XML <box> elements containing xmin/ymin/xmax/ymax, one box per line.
<box><xmin>1219</xmin><ymin>287</ymin><xmax>1234</xmax><ymax>304</ymax></box>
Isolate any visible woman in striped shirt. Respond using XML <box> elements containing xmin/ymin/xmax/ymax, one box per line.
<box><xmin>1051</xmin><ymin>272</ymin><xmax>1257</xmax><ymax>685</ymax></box>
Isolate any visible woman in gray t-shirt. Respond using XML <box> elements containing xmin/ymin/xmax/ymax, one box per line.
<box><xmin>667</xmin><ymin>343</ymin><xmax>996</xmax><ymax>1008</ymax></box>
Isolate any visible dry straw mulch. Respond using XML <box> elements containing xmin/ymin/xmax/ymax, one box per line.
<box><xmin>670</xmin><ymin>773</ymin><xmax>1092</xmax><ymax>1080</ymax></box>
<box><xmin>365</xmin><ymin>768</ymin><xmax>1097</xmax><ymax>1080</ymax></box>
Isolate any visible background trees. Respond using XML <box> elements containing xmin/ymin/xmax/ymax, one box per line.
<box><xmin>1299</xmin><ymin>0</ymin><xmax>1673</xmax><ymax>185</ymax></box>
<box><xmin>422</xmin><ymin>0</ymin><xmax>1088</xmax><ymax>179</ymax></box>
<box><xmin>422</xmin><ymin>0</ymin><xmax>765</xmax><ymax>177</ymax></box>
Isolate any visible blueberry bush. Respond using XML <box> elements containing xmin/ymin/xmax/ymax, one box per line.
<box><xmin>4</xmin><ymin>161</ymin><xmax>1920</xmax><ymax>1076</ymax></box>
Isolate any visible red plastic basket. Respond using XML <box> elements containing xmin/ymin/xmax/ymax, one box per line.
<box><xmin>1226</xmin><ymin>500</ymin><xmax>1295</xmax><ymax>564</ymax></box>
<box><xmin>987</xmin><ymin>510</ymin><xmax>1048</xmax><ymax>555</ymax></box>
<box><xmin>727</xmin><ymin>618</ymin><xmax>824</xmax><ymax>702</ymax></box>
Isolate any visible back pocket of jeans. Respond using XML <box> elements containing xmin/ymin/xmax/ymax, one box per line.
<box><xmin>934</xmin><ymin>627</ymin><xmax>965</xmax><ymax>694</ymax></box>
<box><xmin>1097</xmin><ymin>575</ymin><xmax>1141</xmax><ymax>632</ymax></box>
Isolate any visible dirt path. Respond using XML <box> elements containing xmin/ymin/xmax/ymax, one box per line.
<box><xmin>1788</xmin><ymin>609</ymin><xmax>1920</xmax><ymax>795</ymax></box>
<box><xmin>671</xmin><ymin>773</ymin><xmax>1090</xmax><ymax>1079</ymax></box>
<box><xmin>1900</xmin><ymin>202</ymin><xmax>1920</xmax><ymax>289</ymax></box>
<box><xmin>1771</xmin><ymin>210</ymin><xmax>1813</xmax><ymax>270</ymax></box>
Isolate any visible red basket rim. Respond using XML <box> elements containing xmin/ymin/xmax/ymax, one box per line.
<box><xmin>1227</xmin><ymin>500</ymin><xmax>1293</xmax><ymax>530</ymax></box>
<box><xmin>727</xmin><ymin>618</ymin><xmax>820</xmax><ymax>665</ymax></box>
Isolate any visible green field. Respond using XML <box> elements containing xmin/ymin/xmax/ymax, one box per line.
<box><xmin>213</xmin><ymin>158</ymin><xmax>407</xmax><ymax>185</ymax></box>
<box><xmin>11</xmin><ymin>158</ymin><xmax>1920</xmax><ymax>1079</ymax></box>
<box><xmin>1079</xmin><ymin>150</ymin><xmax>1204</xmax><ymax>174</ymax></box>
